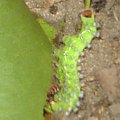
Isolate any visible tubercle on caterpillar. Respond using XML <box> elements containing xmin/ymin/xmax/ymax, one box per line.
<box><xmin>44</xmin><ymin>9</ymin><xmax>97</xmax><ymax>115</ymax></box>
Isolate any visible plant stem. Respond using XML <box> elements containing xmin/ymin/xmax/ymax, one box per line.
<box><xmin>84</xmin><ymin>0</ymin><xmax>91</xmax><ymax>9</ymax></box>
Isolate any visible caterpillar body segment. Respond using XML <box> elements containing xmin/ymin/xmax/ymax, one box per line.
<box><xmin>45</xmin><ymin>12</ymin><xmax>97</xmax><ymax>114</ymax></box>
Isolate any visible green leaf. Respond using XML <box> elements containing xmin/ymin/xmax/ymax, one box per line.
<box><xmin>0</xmin><ymin>1</ymin><xmax>52</xmax><ymax>120</ymax></box>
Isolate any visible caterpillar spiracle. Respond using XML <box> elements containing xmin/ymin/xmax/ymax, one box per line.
<box><xmin>44</xmin><ymin>10</ymin><xmax>98</xmax><ymax>114</ymax></box>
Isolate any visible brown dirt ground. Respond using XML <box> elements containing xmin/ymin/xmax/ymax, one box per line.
<box><xmin>24</xmin><ymin>0</ymin><xmax>120</xmax><ymax>120</ymax></box>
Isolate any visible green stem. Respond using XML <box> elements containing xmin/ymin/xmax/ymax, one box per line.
<box><xmin>84</xmin><ymin>0</ymin><xmax>91</xmax><ymax>9</ymax></box>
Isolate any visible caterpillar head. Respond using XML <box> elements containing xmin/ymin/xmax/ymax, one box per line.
<box><xmin>81</xmin><ymin>16</ymin><xmax>95</xmax><ymax>27</ymax></box>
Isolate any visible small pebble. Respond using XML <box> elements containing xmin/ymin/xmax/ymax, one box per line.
<box><xmin>74</xmin><ymin>108</ymin><xmax>79</xmax><ymax>113</ymax></box>
<box><xmin>87</xmin><ymin>44</ymin><xmax>92</xmax><ymax>49</ymax></box>
<box><xmin>94</xmin><ymin>32</ymin><xmax>100</xmax><ymax>38</ymax></box>
<box><xmin>79</xmin><ymin>73</ymin><xmax>84</xmax><ymax>79</ymax></box>
<box><xmin>114</xmin><ymin>58</ymin><xmax>120</xmax><ymax>64</ymax></box>
<box><xmin>78</xmin><ymin>59</ymin><xmax>82</xmax><ymax>64</ymax></box>
<box><xmin>86</xmin><ymin>76</ymin><xmax>96</xmax><ymax>82</ymax></box>
<box><xmin>81</xmin><ymin>52</ymin><xmax>85</xmax><ymax>57</ymax></box>
<box><xmin>79</xmin><ymin>91</ymin><xmax>84</xmax><ymax>98</ymax></box>
<box><xmin>65</xmin><ymin>111</ymin><xmax>70</xmax><ymax>116</ymax></box>
<box><xmin>98</xmin><ymin>106</ymin><xmax>104</xmax><ymax>114</ymax></box>
<box><xmin>78</xmin><ymin>66</ymin><xmax>82</xmax><ymax>71</ymax></box>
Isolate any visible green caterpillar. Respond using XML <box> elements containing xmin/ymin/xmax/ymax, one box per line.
<box><xmin>44</xmin><ymin>10</ymin><xmax>97</xmax><ymax>114</ymax></box>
